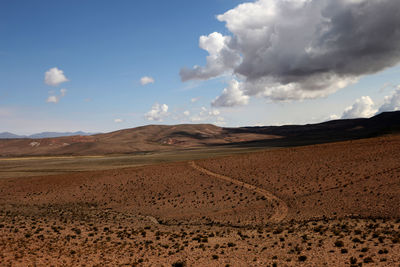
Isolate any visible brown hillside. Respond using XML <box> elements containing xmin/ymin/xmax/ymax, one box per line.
<box><xmin>1</xmin><ymin>111</ymin><xmax>399</xmax><ymax>157</ymax></box>
<box><xmin>0</xmin><ymin>124</ymin><xmax>277</xmax><ymax>157</ymax></box>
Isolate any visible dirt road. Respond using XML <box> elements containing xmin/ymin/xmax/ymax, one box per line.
<box><xmin>189</xmin><ymin>161</ymin><xmax>288</xmax><ymax>223</ymax></box>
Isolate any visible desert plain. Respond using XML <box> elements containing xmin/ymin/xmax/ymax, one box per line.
<box><xmin>0</xmin><ymin>129</ymin><xmax>399</xmax><ymax>266</ymax></box>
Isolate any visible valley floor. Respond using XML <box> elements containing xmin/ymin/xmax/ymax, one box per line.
<box><xmin>1</xmin><ymin>135</ymin><xmax>399</xmax><ymax>266</ymax></box>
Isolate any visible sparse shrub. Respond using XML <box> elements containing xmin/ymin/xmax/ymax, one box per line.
<box><xmin>172</xmin><ymin>261</ymin><xmax>186</xmax><ymax>267</ymax></box>
<box><xmin>354</xmin><ymin>229</ymin><xmax>362</xmax><ymax>235</ymax></box>
<box><xmin>349</xmin><ymin>257</ymin><xmax>357</xmax><ymax>265</ymax></box>
<box><xmin>360</xmin><ymin>247</ymin><xmax>369</xmax><ymax>252</ymax></box>
<box><xmin>298</xmin><ymin>255</ymin><xmax>307</xmax><ymax>262</ymax></box>
<box><xmin>363</xmin><ymin>257</ymin><xmax>373</xmax><ymax>263</ymax></box>
<box><xmin>334</xmin><ymin>240</ymin><xmax>344</xmax><ymax>247</ymax></box>
<box><xmin>212</xmin><ymin>255</ymin><xmax>219</xmax><ymax>260</ymax></box>
<box><xmin>227</xmin><ymin>242</ymin><xmax>236</xmax><ymax>247</ymax></box>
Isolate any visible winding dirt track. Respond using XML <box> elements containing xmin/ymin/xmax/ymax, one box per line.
<box><xmin>189</xmin><ymin>161</ymin><xmax>288</xmax><ymax>223</ymax></box>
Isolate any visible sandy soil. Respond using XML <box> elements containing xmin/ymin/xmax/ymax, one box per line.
<box><xmin>0</xmin><ymin>135</ymin><xmax>399</xmax><ymax>266</ymax></box>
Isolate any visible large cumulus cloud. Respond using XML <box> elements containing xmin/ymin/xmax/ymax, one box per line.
<box><xmin>341</xmin><ymin>96</ymin><xmax>377</xmax><ymax>119</ymax></box>
<box><xmin>378</xmin><ymin>87</ymin><xmax>400</xmax><ymax>113</ymax></box>
<box><xmin>180</xmin><ymin>0</ymin><xmax>400</xmax><ymax>106</ymax></box>
<box><xmin>180</xmin><ymin>32</ymin><xmax>241</xmax><ymax>81</ymax></box>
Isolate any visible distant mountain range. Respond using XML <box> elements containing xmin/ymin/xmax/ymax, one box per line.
<box><xmin>1</xmin><ymin>111</ymin><xmax>399</xmax><ymax>157</ymax></box>
<box><xmin>0</xmin><ymin>131</ymin><xmax>96</xmax><ymax>139</ymax></box>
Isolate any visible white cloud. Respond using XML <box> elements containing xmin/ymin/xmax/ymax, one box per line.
<box><xmin>208</xmin><ymin>109</ymin><xmax>220</xmax><ymax>116</ymax></box>
<box><xmin>140</xmin><ymin>76</ymin><xmax>155</xmax><ymax>86</ymax></box>
<box><xmin>341</xmin><ymin>96</ymin><xmax>377</xmax><ymax>119</ymax></box>
<box><xmin>378</xmin><ymin>87</ymin><xmax>400</xmax><ymax>113</ymax></box>
<box><xmin>181</xmin><ymin>0</ymin><xmax>400</xmax><ymax>103</ymax></box>
<box><xmin>211</xmin><ymin>79</ymin><xmax>249</xmax><ymax>107</ymax></box>
<box><xmin>191</xmin><ymin>97</ymin><xmax>200</xmax><ymax>103</ymax></box>
<box><xmin>183</xmin><ymin>110</ymin><xmax>190</xmax><ymax>116</ymax></box>
<box><xmin>189</xmin><ymin>106</ymin><xmax>223</xmax><ymax>123</ymax></box>
<box><xmin>180</xmin><ymin>32</ymin><xmax>241</xmax><ymax>81</ymax></box>
<box><xmin>328</xmin><ymin>114</ymin><xmax>339</xmax><ymax>121</ymax></box>
<box><xmin>214</xmin><ymin>116</ymin><xmax>226</xmax><ymax>126</ymax></box>
<box><xmin>60</xmin><ymin>88</ymin><xmax>67</xmax><ymax>97</ymax></box>
<box><xmin>145</xmin><ymin>103</ymin><xmax>169</xmax><ymax>121</ymax></box>
<box><xmin>44</xmin><ymin>67</ymin><xmax>69</xmax><ymax>86</ymax></box>
<box><xmin>46</xmin><ymin>89</ymin><xmax>67</xmax><ymax>104</ymax></box>
<box><xmin>190</xmin><ymin>116</ymin><xmax>203</xmax><ymax>122</ymax></box>
<box><xmin>46</xmin><ymin>95</ymin><xmax>59</xmax><ymax>103</ymax></box>
<box><xmin>114</xmin><ymin>118</ymin><xmax>123</xmax><ymax>123</ymax></box>
<box><xmin>338</xmin><ymin>87</ymin><xmax>400</xmax><ymax>120</ymax></box>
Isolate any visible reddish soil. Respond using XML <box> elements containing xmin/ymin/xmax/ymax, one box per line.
<box><xmin>197</xmin><ymin>135</ymin><xmax>400</xmax><ymax>222</ymax></box>
<box><xmin>0</xmin><ymin>135</ymin><xmax>399</xmax><ymax>266</ymax></box>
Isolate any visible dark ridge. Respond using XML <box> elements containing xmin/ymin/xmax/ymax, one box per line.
<box><xmin>218</xmin><ymin>111</ymin><xmax>400</xmax><ymax>148</ymax></box>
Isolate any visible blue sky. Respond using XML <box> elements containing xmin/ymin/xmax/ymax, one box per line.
<box><xmin>1</xmin><ymin>0</ymin><xmax>400</xmax><ymax>134</ymax></box>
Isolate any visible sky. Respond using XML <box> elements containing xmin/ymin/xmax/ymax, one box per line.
<box><xmin>1</xmin><ymin>0</ymin><xmax>400</xmax><ymax>135</ymax></box>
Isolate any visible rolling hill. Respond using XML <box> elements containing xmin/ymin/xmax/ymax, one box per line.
<box><xmin>0</xmin><ymin>111</ymin><xmax>399</xmax><ymax>157</ymax></box>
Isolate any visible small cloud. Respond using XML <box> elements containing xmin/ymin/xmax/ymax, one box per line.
<box><xmin>46</xmin><ymin>89</ymin><xmax>67</xmax><ymax>104</ymax></box>
<box><xmin>46</xmin><ymin>95</ymin><xmax>59</xmax><ymax>103</ymax></box>
<box><xmin>208</xmin><ymin>109</ymin><xmax>220</xmax><ymax>116</ymax></box>
<box><xmin>145</xmin><ymin>103</ymin><xmax>168</xmax><ymax>121</ymax></box>
<box><xmin>214</xmin><ymin>116</ymin><xmax>226</xmax><ymax>126</ymax></box>
<box><xmin>328</xmin><ymin>114</ymin><xmax>339</xmax><ymax>121</ymax></box>
<box><xmin>189</xmin><ymin>106</ymin><xmax>223</xmax><ymax>123</ymax></box>
<box><xmin>114</xmin><ymin>118</ymin><xmax>123</xmax><ymax>123</ymax></box>
<box><xmin>183</xmin><ymin>110</ymin><xmax>190</xmax><ymax>116</ymax></box>
<box><xmin>140</xmin><ymin>76</ymin><xmax>155</xmax><ymax>86</ymax></box>
<box><xmin>60</xmin><ymin>88</ymin><xmax>67</xmax><ymax>97</ymax></box>
<box><xmin>44</xmin><ymin>67</ymin><xmax>69</xmax><ymax>86</ymax></box>
<box><xmin>190</xmin><ymin>115</ymin><xmax>203</xmax><ymax>122</ymax></box>
<box><xmin>341</xmin><ymin>96</ymin><xmax>377</xmax><ymax>119</ymax></box>
<box><xmin>191</xmin><ymin>97</ymin><xmax>200</xmax><ymax>103</ymax></box>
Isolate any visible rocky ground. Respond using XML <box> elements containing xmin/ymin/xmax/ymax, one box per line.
<box><xmin>1</xmin><ymin>135</ymin><xmax>399</xmax><ymax>266</ymax></box>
